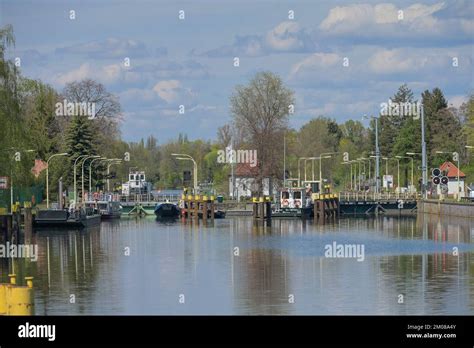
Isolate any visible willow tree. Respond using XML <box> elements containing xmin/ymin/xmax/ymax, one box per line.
<box><xmin>230</xmin><ymin>71</ymin><xmax>294</xmax><ymax>195</ymax></box>
<box><xmin>0</xmin><ymin>25</ymin><xmax>29</xmax><ymax>186</ymax></box>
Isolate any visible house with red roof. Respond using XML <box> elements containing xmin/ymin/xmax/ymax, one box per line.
<box><xmin>438</xmin><ymin>161</ymin><xmax>466</xmax><ymax>196</ymax></box>
<box><xmin>229</xmin><ymin>163</ymin><xmax>277</xmax><ymax>200</ymax></box>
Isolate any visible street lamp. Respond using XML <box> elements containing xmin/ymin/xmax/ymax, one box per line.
<box><xmin>105</xmin><ymin>159</ymin><xmax>122</xmax><ymax>192</ymax></box>
<box><xmin>297</xmin><ymin>157</ymin><xmax>310</xmax><ymax>187</ymax></box>
<box><xmin>406</xmin><ymin>152</ymin><xmax>422</xmax><ymax>193</ymax></box>
<box><xmin>318</xmin><ymin>152</ymin><xmax>337</xmax><ymax>183</ymax></box>
<box><xmin>351</xmin><ymin>160</ymin><xmax>357</xmax><ymax>190</ymax></box>
<box><xmin>358</xmin><ymin>157</ymin><xmax>372</xmax><ymax>190</ymax></box>
<box><xmin>89</xmin><ymin>157</ymin><xmax>107</xmax><ymax>193</ymax></box>
<box><xmin>382</xmin><ymin>157</ymin><xmax>391</xmax><ymax>191</ymax></box>
<box><xmin>353</xmin><ymin>159</ymin><xmax>362</xmax><ymax>191</ymax></box>
<box><xmin>436</xmin><ymin>151</ymin><xmax>461</xmax><ymax>201</ymax></box>
<box><xmin>81</xmin><ymin>155</ymin><xmax>100</xmax><ymax>203</ymax></box>
<box><xmin>172</xmin><ymin>153</ymin><xmax>197</xmax><ymax>193</ymax></box>
<box><xmin>396</xmin><ymin>156</ymin><xmax>414</xmax><ymax>192</ymax></box>
<box><xmin>46</xmin><ymin>152</ymin><xmax>68</xmax><ymax>208</ymax></box>
<box><xmin>363</xmin><ymin>115</ymin><xmax>381</xmax><ymax>194</ymax></box>
<box><xmin>393</xmin><ymin>158</ymin><xmax>400</xmax><ymax>193</ymax></box>
<box><xmin>73</xmin><ymin>155</ymin><xmax>90</xmax><ymax>204</ymax></box>
<box><xmin>382</xmin><ymin>157</ymin><xmax>399</xmax><ymax>192</ymax></box>
<box><xmin>341</xmin><ymin>161</ymin><xmax>353</xmax><ymax>190</ymax></box>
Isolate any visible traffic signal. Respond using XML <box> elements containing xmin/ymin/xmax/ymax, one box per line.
<box><xmin>432</xmin><ymin>176</ymin><xmax>440</xmax><ymax>185</ymax></box>
<box><xmin>441</xmin><ymin>176</ymin><xmax>448</xmax><ymax>185</ymax></box>
<box><xmin>432</xmin><ymin>168</ymin><xmax>441</xmax><ymax>177</ymax></box>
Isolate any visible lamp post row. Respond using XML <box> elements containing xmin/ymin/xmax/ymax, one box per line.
<box><xmin>43</xmin><ymin>153</ymin><xmax>124</xmax><ymax>209</ymax></box>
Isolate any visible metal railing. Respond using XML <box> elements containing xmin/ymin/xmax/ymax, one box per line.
<box><xmin>339</xmin><ymin>191</ymin><xmax>419</xmax><ymax>202</ymax></box>
<box><xmin>117</xmin><ymin>193</ymin><xmax>181</xmax><ymax>203</ymax></box>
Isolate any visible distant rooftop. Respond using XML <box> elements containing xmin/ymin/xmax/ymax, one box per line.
<box><xmin>439</xmin><ymin>161</ymin><xmax>466</xmax><ymax>178</ymax></box>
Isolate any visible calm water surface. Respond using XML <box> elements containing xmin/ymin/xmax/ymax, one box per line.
<box><xmin>1</xmin><ymin>214</ymin><xmax>473</xmax><ymax>315</ymax></box>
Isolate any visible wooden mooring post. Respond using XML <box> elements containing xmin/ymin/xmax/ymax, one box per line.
<box><xmin>22</xmin><ymin>202</ymin><xmax>33</xmax><ymax>242</ymax></box>
<box><xmin>313</xmin><ymin>194</ymin><xmax>340</xmax><ymax>224</ymax></box>
<box><xmin>252</xmin><ymin>197</ymin><xmax>272</xmax><ymax>220</ymax></box>
<box><xmin>181</xmin><ymin>194</ymin><xmax>215</xmax><ymax>222</ymax></box>
<box><xmin>0</xmin><ymin>214</ymin><xmax>12</xmax><ymax>243</ymax></box>
<box><xmin>0</xmin><ymin>202</ymin><xmax>34</xmax><ymax>244</ymax></box>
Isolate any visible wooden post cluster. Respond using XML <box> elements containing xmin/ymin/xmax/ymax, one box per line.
<box><xmin>0</xmin><ymin>202</ymin><xmax>34</xmax><ymax>243</ymax></box>
<box><xmin>23</xmin><ymin>202</ymin><xmax>33</xmax><ymax>242</ymax></box>
<box><xmin>313</xmin><ymin>193</ymin><xmax>340</xmax><ymax>224</ymax></box>
<box><xmin>252</xmin><ymin>197</ymin><xmax>272</xmax><ymax>220</ymax></box>
<box><xmin>181</xmin><ymin>194</ymin><xmax>215</xmax><ymax>222</ymax></box>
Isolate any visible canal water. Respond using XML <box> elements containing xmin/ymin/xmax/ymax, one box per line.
<box><xmin>1</xmin><ymin>214</ymin><xmax>473</xmax><ymax>315</ymax></box>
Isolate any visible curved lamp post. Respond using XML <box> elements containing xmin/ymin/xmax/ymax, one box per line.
<box><xmin>396</xmin><ymin>155</ymin><xmax>414</xmax><ymax>192</ymax></box>
<box><xmin>297</xmin><ymin>157</ymin><xmax>310</xmax><ymax>187</ymax></box>
<box><xmin>73</xmin><ymin>154</ymin><xmax>90</xmax><ymax>204</ymax></box>
<box><xmin>172</xmin><ymin>153</ymin><xmax>197</xmax><ymax>193</ymax></box>
<box><xmin>46</xmin><ymin>152</ymin><xmax>68</xmax><ymax>209</ymax></box>
<box><xmin>81</xmin><ymin>155</ymin><xmax>100</xmax><ymax>203</ymax></box>
<box><xmin>318</xmin><ymin>152</ymin><xmax>337</xmax><ymax>183</ymax></box>
<box><xmin>104</xmin><ymin>159</ymin><xmax>122</xmax><ymax>192</ymax></box>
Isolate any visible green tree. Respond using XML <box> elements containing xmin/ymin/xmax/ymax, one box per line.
<box><xmin>230</xmin><ymin>71</ymin><xmax>294</xmax><ymax>194</ymax></box>
<box><xmin>19</xmin><ymin>78</ymin><xmax>60</xmax><ymax>159</ymax></box>
<box><xmin>64</xmin><ymin>115</ymin><xmax>96</xmax><ymax>194</ymax></box>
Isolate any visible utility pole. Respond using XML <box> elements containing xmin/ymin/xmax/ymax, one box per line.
<box><xmin>375</xmin><ymin>117</ymin><xmax>380</xmax><ymax>194</ymax></box>
<box><xmin>421</xmin><ymin>104</ymin><xmax>427</xmax><ymax>199</ymax></box>
<box><xmin>230</xmin><ymin>140</ymin><xmax>235</xmax><ymax>199</ymax></box>
<box><xmin>283</xmin><ymin>134</ymin><xmax>286</xmax><ymax>187</ymax></box>
<box><xmin>363</xmin><ymin>115</ymin><xmax>380</xmax><ymax>194</ymax></box>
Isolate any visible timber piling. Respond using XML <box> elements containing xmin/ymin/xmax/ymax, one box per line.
<box><xmin>313</xmin><ymin>194</ymin><xmax>340</xmax><ymax>224</ymax></box>
<box><xmin>181</xmin><ymin>194</ymin><xmax>215</xmax><ymax>222</ymax></box>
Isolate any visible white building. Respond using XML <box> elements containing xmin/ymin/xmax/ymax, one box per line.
<box><xmin>436</xmin><ymin>161</ymin><xmax>466</xmax><ymax>196</ymax></box>
<box><xmin>228</xmin><ymin>163</ymin><xmax>278</xmax><ymax>200</ymax></box>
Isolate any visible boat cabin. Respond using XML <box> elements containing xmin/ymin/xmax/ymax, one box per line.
<box><xmin>280</xmin><ymin>179</ymin><xmax>321</xmax><ymax>209</ymax></box>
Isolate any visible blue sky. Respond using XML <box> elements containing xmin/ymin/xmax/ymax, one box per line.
<box><xmin>1</xmin><ymin>0</ymin><xmax>473</xmax><ymax>142</ymax></box>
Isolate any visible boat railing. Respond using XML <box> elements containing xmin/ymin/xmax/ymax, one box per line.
<box><xmin>84</xmin><ymin>192</ymin><xmax>120</xmax><ymax>202</ymax></box>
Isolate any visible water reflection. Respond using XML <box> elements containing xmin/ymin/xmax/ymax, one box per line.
<box><xmin>0</xmin><ymin>213</ymin><xmax>472</xmax><ymax>315</ymax></box>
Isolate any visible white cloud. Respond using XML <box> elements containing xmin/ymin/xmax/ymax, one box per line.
<box><xmin>153</xmin><ymin>80</ymin><xmax>181</xmax><ymax>103</ymax></box>
<box><xmin>202</xmin><ymin>21</ymin><xmax>314</xmax><ymax>57</ymax></box>
<box><xmin>320</xmin><ymin>2</ymin><xmax>446</xmax><ymax>33</ymax></box>
<box><xmin>133</xmin><ymin>60</ymin><xmax>210</xmax><ymax>79</ymax></box>
<box><xmin>53</xmin><ymin>63</ymin><xmax>95</xmax><ymax>85</ymax></box>
<box><xmin>290</xmin><ymin>52</ymin><xmax>340</xmax><ymax>78</ymax></box>
<box><xmin>265</xmin><ymin>21</ymin><xmax>311</xmax><ymax>52</ymax></box>
<box><xmin>53</xmin><ymin>63</ymin><xmax>144</xmax><ymax>86</ymax></box>
<box><xmin>368</xmin><ymin>50</ymin><xmax>425</xmax><ymax>74</ymax></box>
<box><xmin>367</xmin><ymin>48</ymin><xmax>473</xmax><ymax>74</ymax></box>
<box><xmin>56</xmin><ymin>38</ymin><xmax>151</xmax><ymax>59</ymax></box>
<box><xmin>152</xmin><ymin>80</ymin><xmax>195</xmax><ymax>104</ymax></box>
